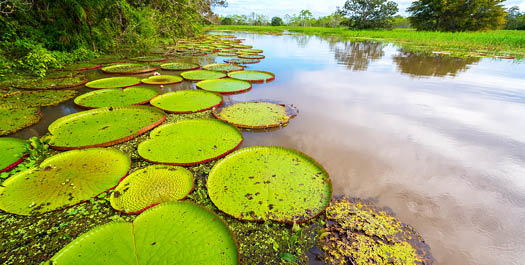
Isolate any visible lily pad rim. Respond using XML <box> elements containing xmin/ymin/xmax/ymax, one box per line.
<box><xmin>212</xmin><ymin>101</ymin><xmax>293</xmax><ymax>129</ymax></box>
<box><xmin>0</xmin><ymin>138</ymin><xmax>28</xmax><ymax>173</ymax></box>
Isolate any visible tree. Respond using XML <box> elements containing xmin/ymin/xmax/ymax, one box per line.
<box><xmin>298</xmin><ymin>9</ymin><xmax>313</xmax><ymax>26</ymax></box>
<box><xmin>408</xmin><ymin>0</ymin><xmax>506</xmax><ymax>31</ymax></box>
<box><xmin>505</xmin><ymin>6</ymin><xmax>525</xmax><ymax>30</ymax></box>
<box><xmin>271</xmin><ymin>16</ymin><xmax>283</xmax><ymax>26</ymax></box>
<box><xmin>340</xmin><ymin>0</ymin><xmax>398</xmax><ymax>29</ymax></box>
<box><xmin>221</xmin><ymin>17</ymin><xmax>233</xmax><ymax>25</ymax></box>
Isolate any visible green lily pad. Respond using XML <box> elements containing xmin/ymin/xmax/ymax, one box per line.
<box><xmin>61</xmin><ymin>63</ymin><xmax>102</xmax><ymax>71</ymax></box>
<box><xmin>238</xmin><ymin>49</ymin><xmax>263</xmax><ymax>53</ymax></box>
<box><xmin>217</xmin><ymin>52</ymin><xmax>238</xmax><ymax>57</ymax></box>
<box><xmin>180</xmin><ymin>70</ymin><xmax>227</xmax><ymax>81</ymax></box>
<box><xmin>0</xmin><ymin>148</ymin><xmax>131</xmax><ymax>215</ymax></box>
<box><xmin>49</xmin><ymin>201</ymin><xmax>239</xmax><ymax>264</ymax></box>
<box><xmin>213</xmin><ymin>102</ymin><xmax>292</xmax><ymax>129</ymax></box>
<box><xmin>196</xmin><ymin>78</ymin><xmax>251</xmax><ymax>94</ymax></box>
<box><xmin>0</xmin><ymin>105</ymin><xmax>41</xmax><ymax>135</ymax></box>
<box><xmin>101</xmin><ymin>63</ymin><xmax>157</xmax><ymax>74</ymax></box>
<box><xmin>85</xmin><ymin>76</ymin><xmax>142</xmax><ymax>89</ymax></box>
<box><xmin>208</xmin><ymin>146</ymin><xmax>332</xmax><ymax>223</ymax></box>
<box><xmin>141</xmin><ymin>75</ymin><xmax>183</xmax><ymax>85</ymax></box>
<box><xmin>203</xmin><ymin>63</ymin><xmax>244</xmax><ymax>73</ymax></box>
<box><xmin>224</xmin><ymin>58</ymin><xmax>260</xmax><ymax>64</ymax></box>
<box><xmin>138</xmin><ymin>119</ymin><xmax>243</xmax><ymax>165</ymax></box>
<box><xmin>228</xmin><ymin>70</ymin><xmax>275</xmax><ymax>82</ymax></box>
<box><xmin>48</xmin><ymin>106</ymin><xmax>166</xmax><ymax>150</ymax></box>
<box><xmin>160</xmin><ymin>62</ymin><xmax>200</xmax><ymax>71</ymax></box>
<box><xmin>74</xmin><ymin>86</ymin><xmax>159</xmax><ymax>109</ymax></box>
<box><xmin>14</xmin><ymin>76</ymin><xmax>88</xmax><ymax>90</ymax></box>
<box><xmin>131</xmin><ymin>56</ymin><xmax>168</xmax><ymax>62</ymax></box>
<box><xmin>0</xmin><ymin>137</ymin><xmax>28</xmax><ymax>172</ymax></box>
<box><xmin>238</xmin><ymin>54</ymin><xmax>265</xmax><ymax>59</ymax></box>
<box><xmin>150</xmin><ymin>90</ymin><xmax>223</xmax><ymax>113</ymax></box>
<box><xmin>110</xmin><ymin>165</ymin><xmax>194</xmax><ymax>214</ymax></box>
<box><xmin>0</xmin><ymin>90</ymin><xmax>78</xmax><ymax>107</ymax></box>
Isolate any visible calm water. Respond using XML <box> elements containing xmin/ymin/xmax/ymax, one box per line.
<box><xmin>14</xmin><ymin>32</ymin><xmax>525</xmax><ymax>265</ymax></box>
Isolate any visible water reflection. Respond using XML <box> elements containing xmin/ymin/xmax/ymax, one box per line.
<box><xmin>332</xmin><ymin>41</ymin><xmax>385</xmax><ymax>71</ymax></box>
<box><xmin>394</xmin><ymin>51</ymin><xmax>481</xmax><ymax>77</ymax></box>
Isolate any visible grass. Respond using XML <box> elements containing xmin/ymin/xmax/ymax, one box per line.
<box><xmin>205</xmin><ymin>25</ymin><xmax>525</xmax><ymax>59</ymax></box>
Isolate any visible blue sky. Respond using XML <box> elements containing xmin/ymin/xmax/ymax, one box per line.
<box><xmin>213</xmin><ymin>0</ymin><xmax>525</xmax><ymax>18</ymax></box>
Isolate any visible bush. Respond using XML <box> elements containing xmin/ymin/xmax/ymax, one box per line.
<box><xmin>19</xmin><ymin>45</ymin><xmax>59</xmax><ymax>77</ymax></box>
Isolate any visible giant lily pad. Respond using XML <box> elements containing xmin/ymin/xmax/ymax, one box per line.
<box><xmin>110</xmin><ymin>165</ymin><xmax>194</xmax><ymax>214</ymax></box>
<box><xmin>49</xmin><ymin>201</ymin><xmax>239</xmax><ymax>264</ymax></box>
<box><xmin>150</xmin><ymin>90</ymin><xmax>223</xmax><ymax>113</ymax></box>
<box><xmin>208</xmin><ymin>146</ymin><xmax>332</xmax><ymax>223</ymax></box>
<box><xmin>224</xmin><ymin>58</ymin><xmax>260</xmax><ymax>64</ymax></box>
<box><xmin>160</xmin><ymin>62</ymin><xmax>200</xmax><ymax>71</ymax></box>
<box><xmin>48</xmin><ymin>106</ymin><xmax>166</xmax><ymax>150</ymax></box>
<box><xmin>0</xmin><ymin>137</ymin><xmax>28</xmax><ymax>172</ymax></box>
<box><xmin>0</xmin><ymin>90</ymin><xmax>78</xmax><ymax>107</ymax></box>
<box><xmin>180</xmin><ymin>70</ymin><xmax>227</xmax><ymax>81</ymax></box>
<box><xmin>203</xmin><ymin>63</ymin><xmax>244</xmax><ymax>73</ymax></box>
<box><xmin>131</xmin><ymin>56</ymin><xmax>168</xmax><ymax>62</ymax></box>
<box><xmin>238</xmin><ymin>54</ymin><xmax>265</xmax><ymax>59</ymax></box>
<box><xmin>0</xmin><ymin>148</ymin><xmax>130</xmax><ymax>215</ymax></box>
<box><xmin>0</xmin><ymin>105</ymin><xmax>41</xmax><ymax>135</ymax></box>
<box><xmin>14</xmin><ymin>76</ymin><xmax>87</xmax><ymax>90</ymax></box>
<box><xmin>228</xmin><ymin>70</ymin><xmax>275</xmax><ymax>82</ymax></box>
<box><xmin>101</xmin><ymin>63</ymin><xmax>157</xmax><ymax>74</ymax></box>
<box><xmin>141</xmin><ymin>75</ymin><xmax>183</xmax><ymax>85</ymax></box>
<box><xmin>196</xmin><ymin>78</ymin><xmax>251</xmax><ymax>94</ymax></box>
<box><xmin>61</xmin><ymin>63</ymin><xmax>102</xmax><ymax>71</ymax></box>
<box><xmin>74</xmin><ymin>86</ymin><xmax>159</xmax><ymax>109</ymax></box>
<box><xmin>213</xmin><ymin>102</ymin><xmax>292</xmax><ymax>129</ymax></box>
<box><xmin>138</xmin><ymin>119</ymin><xmax>243</xmax><ymax>165</ymax></box>
<box><xmin>85</xmin><ymin>76</ymin><xmax>142</xmax><ymax>89</ymax></box>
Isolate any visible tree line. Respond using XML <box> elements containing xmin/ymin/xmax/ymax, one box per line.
<box><xmin>220</xmin><ymin>0</ymin><xmax>525</xmax><ymax>31</ymax></box>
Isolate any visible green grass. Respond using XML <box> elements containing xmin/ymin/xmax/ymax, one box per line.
<box><xmin>206</xmin><ymin>25</ymin><xmax>525</xmax><ymax>58</ymax></box>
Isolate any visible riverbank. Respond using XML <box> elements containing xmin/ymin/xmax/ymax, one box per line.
<box><xmin>205</xmin><ymin>25</ymin><xmax>525</xmax><ymax>59</ymax></box>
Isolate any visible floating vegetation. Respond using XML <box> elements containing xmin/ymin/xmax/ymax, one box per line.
<box><xmin>203</xmin><ymin>63</ymin><xmax>244</xmax><ymax>73</ymax></box>
<box><xmin>85</xmin><ymin>76</ymin><xmax>142</xmax><ymax>89</ymax></box>
<box><xmin>130</xmin><ymin>56</ymin><xmax>168</xmax><ymax>62</ymax></box>
<box><xmin>0</xmin><ymin>90</ymin><xmax>78</xmax><ymax>107</ymax></box>
<box><xmin>49</xmin><ymin>201</ymin><xmax>239</xmax><ymax>264</ymax></box>
<box><xmin>100</xmin><ymin>63</ymin><xmax>157</xmax><ymax>74</ymax></box>
<box><xmin>213</xmin><ymin>102</ymin><xmax>293</xmax><ymax>129</ymax></box>
<box><xmin>14</xmin><ymin>76</ymin><xmax>87</xmax><ymax>90</ymax></box>
<box><xmin>138</xmin><ymin>119</ymin><xmax>243</xmax><ymax>165</ymax></box>
<box><xmin>237</xmin><ymin>49</ymin><xmax>263</xmax><ymax>54</ymax></box>
<box><xmin>141</xmin><ymin>75</ymin><xmax>183</xmax><ymax>85</ymax></box>
<box><xmin>238</xmin><ymin>54</ymin><xmax>265</xmax><ymax>59</ymax></box>
<box><xmin>47</xmin><ymin>106</ymin><xmax>166</xmax><ymax>150</ymax></box>
<box><xmin>228</xmin><ymin>70</ymin><xmax>275</xmax><ymax>82</ymax></box>
<box><xmin>0</xmin><ymin>148</ymin><xmax>130</xmax><ymax>215</ymax></box>
<box><xmin>0</xmin><ymin>138</ymin><xmax>28</xmax><ymax>173</ymax></box>
<box><xmin>224</xmin><ymin>58</ymin><xmax>261</xmax><ymax>64</ymax></box>
<box><xmin>196</xmin><ymin>78</ymin><xmax>251</xmax><ymax>94</ymax></box>
<box><xmin>318</xmin><ymin>197</ymin><xmax>434</xmax><ymax>265</ymax></box>
<box><xmin>217</xmin><ymin>52</ymin><xmax>238</xmax><ymax>57</ymax></box>
<box><xmin>160</xmin><ymin>62</ymin><xmax>200</xmax><ymax>71</ymax></box>
<box><xmin>207</xmin><ymin>146</ymin><xmax>332</xmax><ymax>223</ymax></box>
<box><xmin>74</xmin><ymin>86</ymin><xmax>159</xmax><ymax>109</ymax></box>
<box><xmin>110</xmin><ymin>165</ymin><xmax>194</xmax><ymax>214</ymax></box>
<box><xmin>180</xmin><ymin>70</ymin><xmax>227</xmax><ymax>81</ymax></box>
<box><xmin>150</xmin><ymin>90</ymin><xmax>223</xmax><ymax>113</ymax></box>
<box><xmin>0</xmin><ymin>105</ymin><xmax>41</xmax><ymax>135</ymax></box>
<box><xmin>60</xmin><ymin>63</ymin><xmax>102</xmax><ymax>71</ymax></box>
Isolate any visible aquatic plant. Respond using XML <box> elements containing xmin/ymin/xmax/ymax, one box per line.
<box><xmin>85</xmin><ymin>76</ymin><xmax>142</xmax><ymax>89</ymax></box>
<box><xmin>0</xmin><ymin>148</ymin><xmax>130</xmax><ymax>215</ymax></box>
<box><xmin>237</xmin><ymin>49</ymin><xmax>263</xmax><ymax>54</ymax></box>
<box><xmin>150</xmin><ymin>90</ymin><xmax>223</xmax><ymax>113</ymax></box>
<box><xmin>203</xmin><ymin>63</ymin><xmax>244</xmax><ymax>72</ymax></box>
<box><xmin>228</xmin><ymin>70</ymin><xmax>275</xmax><ymax>82</ymax></box>
<box><xmin>196</xmin><ymin>78</ymin><xmax>252</xmax><ymax>94</ymax></box>
<box><xmin>138</xmin><ymin>119</ymin><xmax>243</xmax><ymax>165</ymax></box>
<box><xmin>224</xmin><ymin>58</ymin><xmax>261</xmax><ymax>64</ymax></box>
<box><xmin>74</xmin><ymin>86</ymin><xmax>159</xmax><ymax>109</ymax></box>
<box><xmin>140</xmin><ymin>75</ymin><xmax>183</xmax><ymax>85</ymax></box>
<box><xmin>0</xmin><ymin>138</ymin><xmax>29</xmax><ymax>173</ymax></box>
<box><xmin>49</xmin><ymin>201</ymin><xmax>239</xmax><ymax>264</ymax></box>
<box><xmin>14</xmin><ymin>76</ymin><xmax>88</xmax><ymax>90</ymax></box>
<box><xmin>160</xmin><ymin>62</ymin><xmax>200</xmax><ymax>71</ymax></box>
<box><xmin>0</xmin><ymin>105</ymin><xmax>41</xmax><ymax>135</ymax></box>
<box><xmin>180</xmin><ymin>70</ymin><xmax>227</xmax><ymax>81</ymax></box>
<box><xmin>47</xmin><ymin>106</ymin><xmax>166</xmax><ymax>150</ymax></box>
<box><xmin>60</xmin><ymin>63</ymin><xmax>102</xmax><ymax>71</ymax></box>
<box><xmin>318</xmin><ymin>197</ymin><xmax>434</xmax><ymax>265</ymax></box>
<box><xmin>238</xmin><ymin>54</ymin><xmax>265</xmax><ymax>59</ymax></box>
<box><xmin>110</xmin><ymin>165</ymin><xmax>194</xmax><ymax>214</ymax></box>
<box><xmin>217</xmin><ymin>52</ymin><xmax>238</xmax><ymax>57</ymax></box>
<box><xmin>213</xmin><ymin>102</ymin><xmax>293</xmax><ymax>129</ymax></box>
<box><xmin>100</xmin><ymin>63</ymin><xmax>157</xmax><ymax>74</ymax></box>
<box><xmin>207</xmin><ymin>146</ymin><xmax>332</xmax><ymax>223</ymax></box>
<box><xmin>0</xmin><ymin>90</ymin><xmax>78</xmax><ymax>107</ymax></box>
<box><xmin>130</xmin><ymin>56</ymin><xmax>168</xmax><ymax>62</ymax></box>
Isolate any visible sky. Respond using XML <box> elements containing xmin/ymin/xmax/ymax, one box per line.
<box><xmin>213</xmin><ymin>0</ymin><xmax>525</xmax><ymax>18</ymax></box>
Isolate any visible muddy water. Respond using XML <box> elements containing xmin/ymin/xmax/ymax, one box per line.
<box><xmin>13</xmin><ymin>32</ymin><xmax>525</xmax><ymax>265</ymax></box>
